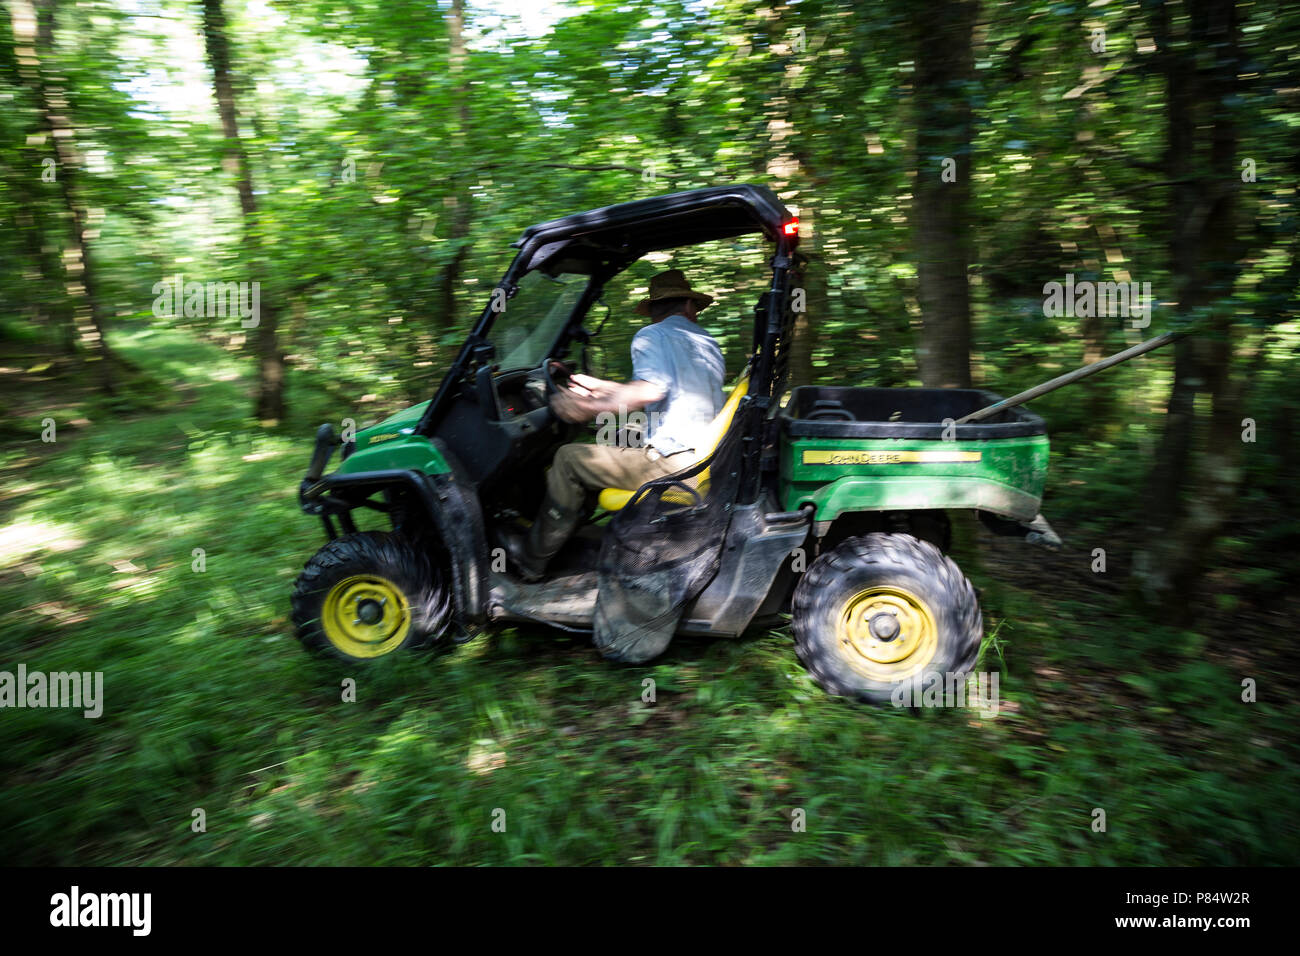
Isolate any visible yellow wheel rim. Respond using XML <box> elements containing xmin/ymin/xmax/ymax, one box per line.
<box><xmin>836</xmin><ymin>586</ymin><xmax>939</xmax><ymax>683</ymax></box>
<box><xmin>320</xmin><ymin>574</ymin><xmax>412</xmax><ymax>659</ymax></box>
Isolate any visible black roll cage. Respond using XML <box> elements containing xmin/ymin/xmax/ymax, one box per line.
<box><xmin>412</xmin><ymin>184</ymin><xmax>801</xmax><ymax>501</ymax></box>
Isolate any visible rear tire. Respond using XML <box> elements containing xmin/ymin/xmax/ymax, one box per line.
<box><xmin>791</xmin><ymin>532</ymin><xmax>981</xmax><ymax>704</ymax></box>
<box><xmin>291</xmin><ymin>531</ymin><xmax>450</xmax><ymax>661</ymax></box>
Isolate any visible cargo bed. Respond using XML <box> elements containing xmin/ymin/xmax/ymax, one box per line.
<box><xmin>778</xmin><ymin>386</ymin><xmax>1050</xmax><ymax>523</ymax></box>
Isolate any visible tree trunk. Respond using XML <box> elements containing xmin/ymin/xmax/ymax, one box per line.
<box><xmin>1136</xmin><ymin>0</ymin><xmax>1244</xmax><ymax>616</ymax></box>
<box><xmin>761</xmin><ymin>2</ymin><xmax>821</xmax><ymax>390</ymax></box>
<box><xmin>909</xmin><ymin>0</ymin><xmax>976</xmax><ymax>389</ymax></box>
<box><xmin>434</xmin><ymin>0</ymin><xmax>472</xmax><ymax>334</ymax></box>
<box><xmin>10</xmin><ymin>0</ymin><xmax>114</xmax><ymax>390</ymax></box>
<box><xmin>14</xmin><ymin>202</ymin><xmax>76</xmax><ymax>354</ymax></box>
<box><xmin>200</xmin><ymin>0</ymin><xmax>284</xmax><ymax>421</ymax></box>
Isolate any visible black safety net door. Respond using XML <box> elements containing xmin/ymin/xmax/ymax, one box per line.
<box><xmin>592</xmin><ymin>415</ymin><xmax>746</xmax><ymax>663</ymax></box>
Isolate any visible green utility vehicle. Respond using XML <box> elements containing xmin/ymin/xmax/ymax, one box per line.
<box><xmin>292</xmin><ymin>184</ymin><xmax>1057</xmax><ymax>703</ymax></box>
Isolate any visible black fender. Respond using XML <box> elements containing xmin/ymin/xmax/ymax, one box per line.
<box><xmin>299</xmin><ymin>446</ymin><xmax>490</xmax><ymax>629</ymax></box>
<box><xmin>679</xmin><ymin>498</ymin><xmax>813</xmax><ymax>637</ymax></box>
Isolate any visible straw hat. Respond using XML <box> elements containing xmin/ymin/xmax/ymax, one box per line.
<box><xmin>635</xmin><ymin>269</ymin><xmax>715</xmax><ymax>316</ymax></box>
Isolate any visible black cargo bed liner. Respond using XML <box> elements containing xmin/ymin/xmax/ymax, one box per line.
<box><xmin>781</xmin><ymin>386</ymin><xmax>1047</xmax><ymax>440</ymax></box>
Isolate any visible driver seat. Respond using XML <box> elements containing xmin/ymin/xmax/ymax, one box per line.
<box><xmin>596</xmin><ymin>371</ymin><xmax>751</xmax><ymax>512</ymax></box>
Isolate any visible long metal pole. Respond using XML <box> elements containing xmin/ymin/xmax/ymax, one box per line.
<box><xmin>955</xmin><ymin>331</ymin><xmax>1181</xmax><ymax>424</ymax></box>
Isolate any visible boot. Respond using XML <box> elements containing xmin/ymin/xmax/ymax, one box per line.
<box><xmin>499</xmin><ymin>494</ymin><xmax>582</xmax><ymax>582</ymax></box>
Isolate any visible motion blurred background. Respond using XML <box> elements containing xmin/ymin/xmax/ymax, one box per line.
<box><xmin>0</xmin><ymin>0</ymin><xmax>1296</xmax><ymax>864</ymax></box>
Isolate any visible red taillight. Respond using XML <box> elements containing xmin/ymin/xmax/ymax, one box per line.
<box><xmin>782</xmin><ymin>218</ymin><xmax>799</xmax><ymax>236</ymax></box>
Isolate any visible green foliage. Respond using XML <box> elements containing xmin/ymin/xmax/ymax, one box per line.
<box><xmin>1</xmin><ymin>0</ymin><xmax>1297</xmax><ymax>866</ymax></box>
<box><xmin>1</xmin><ymin>333</ymin><xmax>1297</xmax><ymax>865</ymax></box>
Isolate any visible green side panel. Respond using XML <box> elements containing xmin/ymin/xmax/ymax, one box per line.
<box><xmin>780</xmin><ymin>434</ymin><xmax>1049</xmax><ymax>522</ymax></box>
<box><xmin>339</xmin><ymin>402</ymin><xmax>449</xmax><ymax>475</ymax></box>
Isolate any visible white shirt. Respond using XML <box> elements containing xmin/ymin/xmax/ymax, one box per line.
<box><xmin>631</xmin><ymin>314</ymin><xmax>725</xmax><ymax>456</ymax></box>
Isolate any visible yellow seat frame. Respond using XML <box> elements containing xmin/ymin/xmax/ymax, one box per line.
<box><xmin>596</xmin><ymin>371</ymin><xmax>751</xmax><ymax>512</ymax></box>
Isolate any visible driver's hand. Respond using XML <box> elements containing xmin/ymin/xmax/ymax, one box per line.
<box><xmin>568</xmin><ymin>372</ymin><xmax>613</xmax><ymax>401</ymax></box>
<box><xmin>550</xmin><ymin>388</ymin><xmax>592</xmax><ymax>424</ymax></box>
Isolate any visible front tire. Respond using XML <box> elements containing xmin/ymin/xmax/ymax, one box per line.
<box><xmin>791</xmin><ymin>532</ymin><xmax>982</xmax><ymax>704</ymax></box>
<box><xmin>291</xmin><ymin>531</ymin><xmax>449</xmax><ymax>661</ymax></box>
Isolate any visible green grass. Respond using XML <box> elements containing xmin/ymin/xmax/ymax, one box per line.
<box><xmin>1</xmin><ymin>327</ymin><xmax>1297</xmax><ymax>865</ymax></box>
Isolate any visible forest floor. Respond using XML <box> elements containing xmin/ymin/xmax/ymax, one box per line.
<box><xmin>1</xmin><ymin>326</ymin><xmax>1297</xmax><ymax>865</ymax></box>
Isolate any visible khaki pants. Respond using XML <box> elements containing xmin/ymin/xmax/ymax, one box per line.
<box><xmin>546</xmin><ymin>443</ymin><xmax>690</xmax><ymax>512</ymax></box>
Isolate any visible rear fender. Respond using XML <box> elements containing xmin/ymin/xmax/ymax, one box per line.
<box><xmin>797</xmin><ymin>474</ymin><xmax>1043</xmax><ymax>530</ymax></box>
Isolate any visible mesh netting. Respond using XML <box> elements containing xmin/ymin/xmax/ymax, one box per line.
<box><xmin>592</xmin><ymin>409</ymin><xmax>748</xmax><ymax>663</ymax></box>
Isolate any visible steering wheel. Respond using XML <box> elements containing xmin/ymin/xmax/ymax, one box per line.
<box><xmin>542</xmin><ymin>359</ymin><xmax>574</xmax><ymax>396</ymax></box>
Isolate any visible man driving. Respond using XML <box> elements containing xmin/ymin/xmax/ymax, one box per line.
<box><xmin>501</xmin><ymin>269</ymin><xmax>726</xmax><ymax>581</ymax></box>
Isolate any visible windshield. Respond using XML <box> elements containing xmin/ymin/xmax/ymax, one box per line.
<box><xmin>491</xmin><ymin>271</ymin><xmax>588</xmax><ymax>369</ymax></box>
